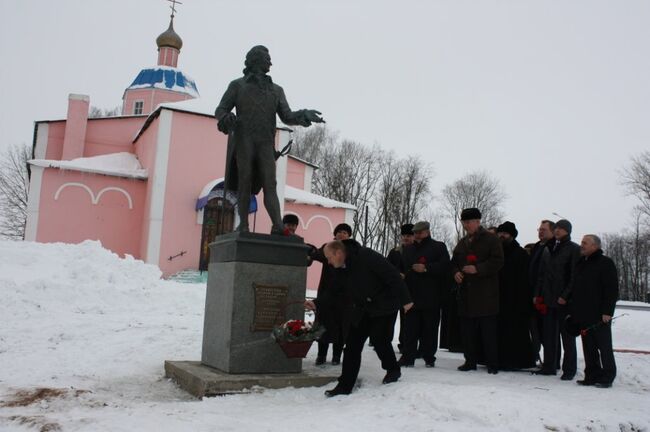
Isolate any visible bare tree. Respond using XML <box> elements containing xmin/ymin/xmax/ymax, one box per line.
<box><xmin>441</xmin><ymin>170</ymin><xmax>507</xmax><ymax>242</ymax></box>
<box><xmin>0</xmin><ymin>144</ymin><xmax>31</xmax><ymax>240</ymax></box>
<box><xmin>89</xmin><ymin>105</ymin><xmax>121</xmax><ymax>118</ymax></box>
<box><xmin>292</xmin><ymin>126</ymin><xmax>434</xmax><ymax>254</ymax></box>
<box><xmin>602</xmin><ymin>210</ymin><xmax>650</xmax><ymax>302</ymax></box>
<box><xmin>621</xmin><ymin>151</ymin><xmax>650</xmax><ymax>220</ymax></box>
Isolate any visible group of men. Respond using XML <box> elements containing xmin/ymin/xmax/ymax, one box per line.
<box><xmin>288</xmin><ymin>208</ymin><xmax>619</xmax><ymax>397</ymax></box>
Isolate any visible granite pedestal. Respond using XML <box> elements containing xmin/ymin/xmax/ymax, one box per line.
<box><xmin>165</xmin><ymin>232</ymin><xmax>339</xmax><ymax>396</ymax></box>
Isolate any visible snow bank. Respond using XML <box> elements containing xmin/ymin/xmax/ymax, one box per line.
<box><xmin>29</xmin><ymin>152</ymin><xmax>148</xmax><ymax>179</ymax></box>
<box><xmin>0</xmin><ymin>240</ymin><xmax>649</xmax><ymax>432</ymax></box>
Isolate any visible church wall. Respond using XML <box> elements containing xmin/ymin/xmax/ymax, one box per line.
<box><xmin>35</xmin><ymin>169</ymin><xmax>146</xmax><ymax>258</ymax></box>
<box><xmin>123</xmin><ymin>88</ymin><xmax>193</xmax><ymax>116</ymax></box>
<box><xmin>83</xmin><ymin>117</ymin><xmax>146</xmax><ymax>157</ymax></box>
<box><xmin>44</xmin><ymin>121</ymin><xmax>66</xmax><ymax>160</ymax></box>
<box><xmin>286</xmin><ymin>157</ymin><xmax>306</xmax><ymax>189</ymax></box>
<box><xmin>283</xmin><ymin>203</ymin><xmax>348</xmax><ymax>290</ymax></box>
<box><xmin>134</xmin><ymin>120</ymin><xmax>160</xmax><ymax>261</ymax></box>
<box><xmin>157</xmin><ymin>110</ymin><xmax>232</xmax><ymax>276</ymax></box>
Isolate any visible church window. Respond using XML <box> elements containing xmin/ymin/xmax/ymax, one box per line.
<box><xmin>133</xmin><ymin>100</ymin><xmax>144</xmax><ymax>115</ymax></box>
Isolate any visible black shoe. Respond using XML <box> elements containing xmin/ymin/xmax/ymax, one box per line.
<box><xmin>533</xmin><ymin>368</ymin><xmax>556</xmax><ymax>376</ymax></box>
<box><xmin>457</xmin><ymin>362</ymin><xmax>477</xmax><ymax>371</ymax></box>
<box><xmin>561</xmin><ymin>373</ymin><xmax>575</xmax><ymax>381</ymax></box>
<box><xmin>577</xmin><ymin>379</ymin><xmax>597</xmax><ymax>386</ymax></box>
<box><xmin>398</xmin><ymin>357</ymin><xmax>414</xmax><ymax>367</ymax></box>
<box><xmin>425</xmin><ymin>360</ymin><xmax>436</xmax><ymax>368</ymax></box>
<box><xmin>487</xmin><ymin>367</ymin><xmax>499</xmax><ymax>375</ymax></box>
<box><xmin>315</xmin><ymin>356</ymin><xmax>326</xmax><ymax>366</ymax></box>
<box><xmin>324</xmin><ymin>386</ymin><xmax>351</xmax><ymax>397</ymax></box>
<box><xmin>594</xmin><ymin>382</ymin><xmax>612</xmax><ymax>388</ymax></box>
<box><xmin>331</xmin><ymin>358</ymin><xmax>340</xmax><ymax>366</ymax></box>
<box><xmin>382</xmin><ymin>368</ymin><xmax>401</xmax><ymax>384</ymax></box>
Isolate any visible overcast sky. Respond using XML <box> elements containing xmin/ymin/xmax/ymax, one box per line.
<box><xmin>2</xmin><ymin>0</ymin><xmax>649</xmax><ymax>245</ymax></box>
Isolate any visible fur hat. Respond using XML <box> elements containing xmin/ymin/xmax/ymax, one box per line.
<box><xmin>460</xmin><ymin>208</ymin><xmax>482</xmax><ymax>221</ymax></box>
<box><xmin>333</xmin><ymin>223</ymin><xmax>353</xmax><ymax>236</ymax></box>
<box><xmin>496</xmin><ymin>221</ymin><xmax>518</xmax><ymax>239</ymax></box>
<box><xmin>400</xmin><ymin>224</ymin><xmax>414</xmax><ymax>235</ymax></box>
<box><xmin>282</xmin><ymin>214</ymin><xmax>299</xmax><ymax>225</ymax></box>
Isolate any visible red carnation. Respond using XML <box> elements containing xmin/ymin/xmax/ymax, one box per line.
<box><xmin>466</xmin><ymin>254</ymin><xmax>477</xmax><ymax>264</ymax></box>
<box><xmin>580</xmin><ymin>329</ymin><xmax>588</xmax><ymax>337</ymax></box>
<box><xmin>417</xmin><ymin>256</ymin><xmax>427</xmax><ymax>265</ymax></box>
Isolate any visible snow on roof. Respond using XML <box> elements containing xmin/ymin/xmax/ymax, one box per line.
<box><xmin>29</xmin><ymin>152</ymin><xmax>148</xmax><ymax>179</ymax></box>
<box><xmin>126</xmin><ymin>66</ymin><xmax>199</xmax><ymax>98</ymax></box>
<box><xmin>284</xmin><ymin>185</ymin><xmax>355</xmax><ymax>210</ymax></box>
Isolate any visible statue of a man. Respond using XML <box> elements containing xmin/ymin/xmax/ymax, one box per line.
<box><xmin>215</xmin><ymin>45</ymin><xmax>324</xmax><ymax>234</ymax></box>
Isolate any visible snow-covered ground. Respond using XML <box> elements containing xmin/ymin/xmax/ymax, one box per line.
<box><xmin>1</xmin><ymin>240</ymin><xmax>648</xmax><ymax>431</ymax></box>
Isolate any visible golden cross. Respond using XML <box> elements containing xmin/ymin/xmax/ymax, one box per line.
<box><xmin>167</xmin><ymin>0</ymin><xmax>183</xmax><ymax>18</ymax></box>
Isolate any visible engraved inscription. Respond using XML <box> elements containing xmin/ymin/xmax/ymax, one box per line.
<box><xmin>252</xmin><ymin>283</ymin><xmax>288</xmax><ymax>331</ymax></box>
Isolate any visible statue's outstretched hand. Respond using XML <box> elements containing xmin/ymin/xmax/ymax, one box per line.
<box><xmin>304</xmin><ymin>110</ymin><xmax>325</xmax><ymax>124</ymax></box>
<box><xmin>217</xmin><ymin>112</ymin><xmax>237</xmax><ymax>134</ymax></box>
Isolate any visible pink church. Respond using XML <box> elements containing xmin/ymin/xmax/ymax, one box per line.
<box><xmin>24</xmin><ymin>17</ymin><xmax>354</xmax><ymax>287</ymax></box>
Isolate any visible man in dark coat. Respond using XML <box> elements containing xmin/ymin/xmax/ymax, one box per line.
<box><xmin>534</xmin><ymin>219</ymin><xmax>580</xmax><ymax>380</ymax></box>
<box><xmin>528</xmin><ymin>220</ymin><xmax>556</xmax><ymax>363</ymax></box>
<box><xmin>387</xmin><ymin>223</ymin><xmax>414</xmax><ymax>269</ymax></box>
<box><xmin>215</xmin><ymin>45</ymin><xmax>324</xmax><ymax>233</ymax></box>
<box><xmin>398</xmin><ymin>221</ymin><xmax>450</xmax><ymax>367</ymax></box>
<box><xmin>570</xmin><ymin>235</ymin><xmax>618</xmax><ymax>388</ymax></box>
<box><xmin>307</xmin><ymin>239</ymin><xmax>413</xmax><ymax>396</ymax></box>
<box><xmin>451</xmin><ymin>208</ymin><xmax>504</xmax><ymax>374</ymax></box>
<box><xmin>386</xmin><ymin>223</ymin><xmax>414</xmax><ymax>352</ymax></box>
<box><xmin>309</xmin><ymin>223</ymin><xmax>354</xmax><ymax>365</ymax></box>
<box><xmin>496</xmin><ymin>222</ymin><xmax>536</xmax><ymax>370</ymax></box>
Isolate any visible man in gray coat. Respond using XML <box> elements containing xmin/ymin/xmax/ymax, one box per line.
<box><xmin>534</xmin><ymin>219</ymin><xmax>580</xmax><ymax>380</ymax></box>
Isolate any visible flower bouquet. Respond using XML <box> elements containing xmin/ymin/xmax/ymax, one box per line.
<box><xmin>271</xmin><ymin>319</ymin><xmax>326</xmax><ymax>358</ymax></box>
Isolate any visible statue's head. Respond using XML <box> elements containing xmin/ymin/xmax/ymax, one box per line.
<box><xmin>244</xmin><ymin>45</ymin><xmax>272</xmax><ymax>75</ymax></box>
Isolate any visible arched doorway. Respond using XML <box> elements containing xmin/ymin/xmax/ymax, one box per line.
<box><xmin>198</xmin><ymin>188</ymin><xmax>236</xmax><ymax>272</ymax></box>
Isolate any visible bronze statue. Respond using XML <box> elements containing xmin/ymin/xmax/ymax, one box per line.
<box><xmin>215</xmin><ymin>45</ymin><xmax>325</xmax><ymax>234</ymax></box>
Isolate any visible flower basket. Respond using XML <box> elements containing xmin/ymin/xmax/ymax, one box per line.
<box><xmin>277</xmin><ymin>340</ymin><xmax>315</xmax><ymax>358</ymax></box>
<box><xmin>271</xmin><ymin>311</ymin><xmax>326</xmax><ymax>359</ymax></box>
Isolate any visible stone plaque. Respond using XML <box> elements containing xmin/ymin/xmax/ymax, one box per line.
<box><xmin>251</xmin><ymin>283</ymin><xmax>288</xmax><ymax>331</ymax></box>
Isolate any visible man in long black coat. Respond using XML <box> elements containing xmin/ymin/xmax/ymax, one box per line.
<box><xmin>570</xmin><ymin>235</ymin><xmax>618</xmax><ymax>388</ymax></box>
<box><xmin>451</xmin><ymin>208</ymin><xmax>504</xmax><ymax>374</ymax></box>
<box><xmin>534</xmin><ymin>219</ymin><xmax>580</xmax><ymax>380</ymax></box>
<box><xmin>495</xmin><ymin>222</ymin><xmax>536</xmax><ymax>370</ymax></box>
<box><xmin>399</xmin><ymin>221</ymin><xmax>450</xmax><ymax>367</ymax></box>
<box><xmin>307</xmin><ymin>239</ymin><xmax>413</xmax><ymax>396</ymax></box>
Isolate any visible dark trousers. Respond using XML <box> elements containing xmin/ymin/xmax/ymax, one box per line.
<box><xmin>402</xmin><ymin>307</ymin><xmax>441</xmax><ymax>363</ymax></box>
<box><xmin>337</xmin><ymin>312</ymin><xmax>399</xmax><ymax>392</ymax></box>
<box><xmin>581</xmin><ymin>323</ymin><xmax>616</xmax><ymax>384</ymax></box>
<box><xmin>530</xmin><ymin>314</ymin><xmax>543</xmax><ymax>362</ymax></box>
<box><xmin>317</xmin><ymin>339</ymin><xmax>343</xmax><ymax>360</ymax></box>
<box><xmin>461</xmin><ymin>315</ymin><xmax>498</xmax><ymax>369</ymax></box>
<box><xmin>541</xmin><ymin>307</ymin><xmax>576</xmax><ymax>375</ymax></box>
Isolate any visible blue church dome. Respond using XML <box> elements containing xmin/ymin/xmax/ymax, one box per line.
<box><xmin>126</xmin><ymin>66</ymin><xmax>199</xmax><ymax>98</ymax></box>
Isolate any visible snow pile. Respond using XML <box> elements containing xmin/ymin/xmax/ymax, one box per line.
<box><xmin>29</xmin><ymin>152</ymin><xmax>148</xmax><ymax>179</ymax></box>
<box><xmin>0</xmin><ymin>240</ymin><xmax>649</xmax><ymax>431</ymax></box>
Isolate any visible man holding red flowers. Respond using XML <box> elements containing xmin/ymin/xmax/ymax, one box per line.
<box><xmin>398</xmin><ymin>221</ymin><xmax>451</xmax><ymax>368</ymax></box>
<box><xmin>451</xmin><ymin>208</ymin><xmax>504</xmax><ymax>374</ymax></box>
